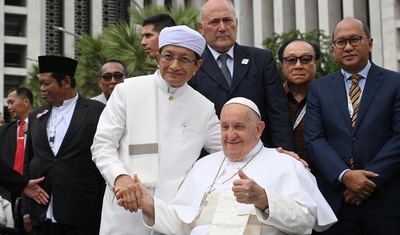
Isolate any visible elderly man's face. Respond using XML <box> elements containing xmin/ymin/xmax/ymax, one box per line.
<box><xmin>220</xmin><ymin>103</ymin><xmax>264</xmax><ymax>161</ymax></box>
<box><xmin>281</xmin><ymin>41</ymin><xmax>318</xmax><ymax>86</ymax></box>
<box><xmin>199</xmin><ymin>0</ymin><xmax>238</xmax><ymax>53</ymax></box>
<box><xmin>157</xmin><ymin>45</ymin><xmax>202</xmax><ymax>88</ymax></box>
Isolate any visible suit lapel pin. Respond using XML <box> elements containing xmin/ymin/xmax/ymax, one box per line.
<box><xmin>241</xmin><ymin>59</ymin><xmax>249</xmax><ymax>65</ymax></box>
<box><xmin>36</xmin><ymin>109</ymin><xmax>49</xmax><ymax>118</ymax></box>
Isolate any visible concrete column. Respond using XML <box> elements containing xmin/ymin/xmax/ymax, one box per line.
<box><xmin>369</xmin><ymin>0</ymin><xmax>383</xmax><ymax>66</ymax></box>
<box><xmin>63</xmin><ymin>1</ymin><xmax>75</xmax><ymax>58</ymax></box>
<box><xmin>273</xmin><ymin>0</ymin><xmax>295</xmax><ymax>34</ymax></box>
<box><xmin>190</xmin><ymin>0</ymin><xmax>203</xmax><ymax>10</ymax></box>
<box><xmin>26</xmin><ymin>0</ymin><xmax>41</xmax><ymax>69</ymax></box>
<box><xmin>90</xmin><ymin>0</ymin><xmax>103</xmax><ymax>36</ymax></box>
<box><xmin>236</xmin><ymin>0</ymin><xmax>253</xmax><ymax>46</ymax></box>
<box><xmin>40</xmin><ymin>0</ymin><xmax>46</xmax><ymax>55</ymax></box>
<box><xmin>380</xmin><ymin>0</ymin><xmax>398</xmax><ymax>70</ymax></box>
<box><xmin>154</xmin><ymin>0</ymin><xmax>164</xmax><ymax>6</ymax></box>
<box><xmin>342</xmin><ymin>0</ymin><xmax>367</xmax><ymax>22</ymax></box>
<box><xmin>253</xmin><ymin>0</ymin><xmax>273</xmax><ymax>48</ymax></box>
<box><xmin>295</xmin><ymin>0</ymin><xmax>318</xmax><ymax>33</ymax></box>
<box><xmin>318</xmin><ymin>0</ymin><xmax>341</xmax><ymax>38</ymax></box>
<box><xmin>172</xmin><ymin>0</ymin><xmax>185</xmax><ymax>9</ymax></box>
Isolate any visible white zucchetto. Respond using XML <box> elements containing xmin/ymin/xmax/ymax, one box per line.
<box><xmin>159</xmin><ymin>25</ymin><xmax>206</xmax><ymax>56</ymax></box>
<box><xmin>224</xmin><ymin>97</ymin><xmax>261</xmax><ymax>118</ymax></box>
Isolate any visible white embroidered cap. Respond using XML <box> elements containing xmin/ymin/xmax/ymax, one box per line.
<box><xmin>224</xmin><ymin>97</ymin><xmax>261</xmax><ymax>118</ymax></box>
<box><xmin>159</xmin><ymin>25</ymin><xmax>206</xmax><ymax>56</ymax></box>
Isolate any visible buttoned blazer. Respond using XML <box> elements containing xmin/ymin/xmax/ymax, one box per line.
<box><xmin>189</xmin><ymin>43</ymin><xmax>295</xmax><ymax>150</ymax></box>
<box><xmin>305</xmin><ymin>63</ymin><xmax>400</xmax><ymax>216</ymax></box>
<box><xmin>24</xmin><ymin>95</ymin><xmax>106</xmax><ymax>227</ymax></box>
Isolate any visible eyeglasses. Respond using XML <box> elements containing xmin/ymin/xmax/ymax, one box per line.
<box><xmin>100</xmin><ymin>72</ymin><xmax>126</xmax><ymax>82</ymax></box>
<box><xmin>283</xmin><ymin>55</ymin><xmax>315</xmax><ymax>66</ymax></box>
<box><xmin>160</xmin><ymin>54</ymin><xmax>197</xmax><ymax>65</ymax></box>
<box><xmin>333</xmin><ymin>36</ymin><xmax>364</xmax><ymax>49</ymax></box>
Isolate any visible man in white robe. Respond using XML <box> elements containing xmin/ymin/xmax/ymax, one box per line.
<box><xmin>123</xmin><ymin>97</ymin><xmax>337</xmax><ymax>235</ymax></box>
<box><xmin>91</xmin><ymin>25</ymin><xmax>222</xmax><ymax>234</ymax></box>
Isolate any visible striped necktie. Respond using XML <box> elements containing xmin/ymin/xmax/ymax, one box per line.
<box><xmin>349</xmin><ymin>74</ymin><xmax>361</xmax><ymax>170</ymax></box>
<box><xmin>349</xmin><ymin>74</ymin><xmax>362</xmax><ymax>128</ymax></box>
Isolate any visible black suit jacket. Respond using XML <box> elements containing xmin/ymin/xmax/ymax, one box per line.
<box><xmin>189</xmin><ymin>44</ymin><xmax>295</xmax><ymax>150</ymax></box>
<box><xmin>0</xmin><ymin>157</ymin><xmax>27</xmax><ymax>194</ymax></box>
<box><xmin>0</xmin><ymin>121</ymin><xmax>18</xmax><ymax>169</ymax></box>
<box><xmin>24</xmin><ymin>95</ymin><xmax>106</xmax><ymax>227</ymax></box>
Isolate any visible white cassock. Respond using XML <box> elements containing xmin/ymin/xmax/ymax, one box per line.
<box><xmin>91</xmin><ymin>70</ymin><xmax>222</xmax><ymax>235</ymax></box>
<box><xmin>144</xmin><ymin>141</ymin><xmax>337</xmax><ymax>235</ymax></box>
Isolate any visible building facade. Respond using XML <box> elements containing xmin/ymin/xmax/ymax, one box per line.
<box><xmin>0</xmin><ymin>0</ymin><xmax>399</xmax><ymax>117</ymax></box>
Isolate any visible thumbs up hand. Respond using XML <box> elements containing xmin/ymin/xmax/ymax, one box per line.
<box><xmin>232</xmin><ymin>169</ymin><xmax>268</xmax><ymax>210</ymax></box>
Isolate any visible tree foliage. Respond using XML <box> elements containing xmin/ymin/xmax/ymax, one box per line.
<box><xmin>262</xmin><ymin>28</ymin><xmax>339</xmax><ymax>79</ymax></box>
<box><xmin>23</xmin><ymin>64</ymin><xmax>43</xmax><ymax>109</ymax></box>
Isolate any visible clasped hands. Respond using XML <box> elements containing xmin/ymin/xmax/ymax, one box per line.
<box><xmin>113</xmin><ymin>174</ymin><xmax>142</xmax><ymax>212</ymax></box>
<box><xmin>341</xmin><ymin>170</ymin><xmax>379</xmax><ymax>206</ymax></box>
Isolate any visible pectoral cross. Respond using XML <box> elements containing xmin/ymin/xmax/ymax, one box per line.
<box><xmin>196</xmin><ymin>189</ymin><xmax>214</xmax><ymax>219</ymax></box>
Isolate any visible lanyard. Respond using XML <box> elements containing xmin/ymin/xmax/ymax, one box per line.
<box><xmin>196</xmin><ymin>144</ymin><xmax>263</xmax><ymax>219</ymax></box>
<box><xmin>49</xmin><ymin>100</ymin><xmax>77</xmax><ymax>148</ymax></box>
<box><xmin>293</xmin><ymin>104</ymin><xmax>306</xmax><ymax>130</ymax></box>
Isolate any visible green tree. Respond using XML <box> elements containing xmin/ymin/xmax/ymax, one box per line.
<box><xmin>74</xmin><ymin>21</ymin><xmax>148</xmax><ymax>98</ymax></box>
<box><xmin>262</xmin><ymin>28</ymin><xmax>339</xmax><ymax>79</ymax></box>
<box><xmin>23</xmin><ymin>64</ymin><xmax>44</xmax><ymax>109</ymax></box>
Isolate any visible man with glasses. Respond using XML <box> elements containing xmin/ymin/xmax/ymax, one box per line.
<box><xmin>305</xmin><ymin>17</ymin><xmax>400</xmax><ymax>234</ymax></box>
<box><xmin>91</xmin><ymin>25</ymin><xmax>222</xmax><ymax>235</ymax></box>
<box><xmin>92</xmin><ymin>59</ymin><xmax>127</xmax><ymax>104</ymax></box>
<box><xmin>277</xmin><ymin>39</ymin><xmax>320</xmax><ymax>173</ymax></box>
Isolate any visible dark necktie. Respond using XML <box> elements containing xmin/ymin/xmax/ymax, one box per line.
<box><xmin>14</xmin><ymin>120</ymin><xmax>26</xmax><ymax>174</ymax></box>
<box><xmin>349</xmin><ymin>74</ymin><xmax>361</xmax><ymax>170</ymax></box>
<box><xmin>219</xmin><ymin>54</ymin><xmax>231</xmax><ymax>87</ymax></box>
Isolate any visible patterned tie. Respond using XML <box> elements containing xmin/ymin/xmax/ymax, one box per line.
<box><xmin>349</xmin><ymin>74</ymin><xmax>362</xmax><ymax>128</ymax></box>
<box><xmin>14</xmin><ymin>120</ymin><xmax>26</xmax><ymax>174</ymax></box>
<box><xmin>349</xmin><ymin>74</ymin><xmax>361</xmax><ymax>170</ymax></box>
<box><xmin>219</xmin><ymin>54</ymin><xmax>232</xmax><ymax>87</ymax></box>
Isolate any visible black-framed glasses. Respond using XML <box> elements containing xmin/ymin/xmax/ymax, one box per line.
<box><xmin>100</xmin><ymin>72</ymin><xmax>126</xmax><ymax>82</ymax></box>
<box><xmin>283</xmin><ymin>55</ymin><xmax>315</xmax><ymax>66</ymax></box>
<box><xmin>333</xmin><ymin>36</ymin><xmax>364</xmax><ymax>49</ymax></box>
<box><xmin>160</xmin><ymin>54</ymin><xmax>197</xmax><ymax>65</ymax></box>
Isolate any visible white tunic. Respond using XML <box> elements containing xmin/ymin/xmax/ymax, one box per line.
<box><xmin>91</xmin><ymin>71</ymin><xmax>222</xmax><ymax>235</ymax></box>
<box><xmin>145</xmin><ymin>141</ymin><xmax>337</xmax><ymax>235</ymax></box>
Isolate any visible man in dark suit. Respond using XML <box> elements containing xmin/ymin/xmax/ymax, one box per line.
<box><xmin>304</xmin><ymin>17</ymin><xmax>400</xmax><ymax>234</ymax></box>
<box><xmin>0</xmin><ymin>87</ymin><xmax>33</xmax><ymax>234</ymax></box>
<box><xmin>189</xmin><ymin>0</ymin><xmax>295</xmax><ymax>150</ymax></box>
<box><xmin>24</xmin><ymin>56</ymin><xmax>106</xmax><ymax>235</ymax></box>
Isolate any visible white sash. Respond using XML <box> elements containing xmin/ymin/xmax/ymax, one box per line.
<box><xmin>125</xmin><ymin>75</ymin><xmax>159</xmax><ymax>187</ymax></box>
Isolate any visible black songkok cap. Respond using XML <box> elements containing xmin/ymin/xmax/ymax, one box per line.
<box><xmin>38</xmin><ymin>55</ymin><xmax>78</xmax><ymax>77</ymax></box>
